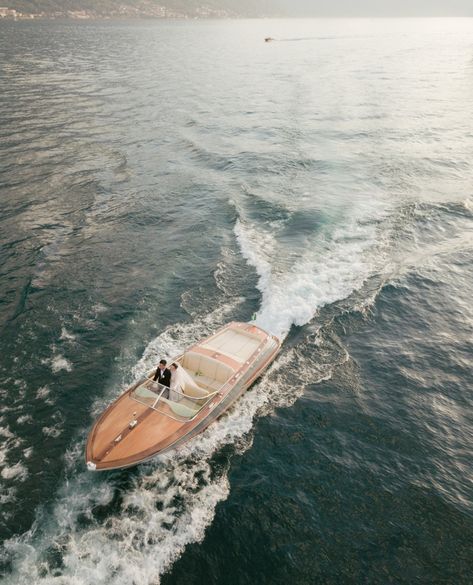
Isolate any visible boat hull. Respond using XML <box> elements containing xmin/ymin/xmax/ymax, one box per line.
<box><xmin>85</xmin><ymin>322</ymin><xmax>280</xmax><ymax>471</ymax></box>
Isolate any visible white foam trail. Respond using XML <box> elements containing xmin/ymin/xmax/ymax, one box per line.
<box><xmin>0</xmin><ymin>485</ymin><xmax>17</xmax><ymax>506</ymax></box>
<box><xmin>0</xmin><ymin>425</ymin><xmax>15</xmax><ymax>440</ymax></box>
<box><xmin>35</xmin><ymin>386</ymin><xmax>51</xmax><ymax>400</ymax></box>
<box><xmin>1</xmin><ymin>462</ymin><xmax>28</xmax><ymax>482</ymax></box>
<box><xmin>51</xmin><ymin>356</ymin><xmax>73</xmax><ymax>373</ymax></box>
<box><xmin>59</xmin><ymin>328</ymin><xmax>76</xmax><ymax>342</ymax></box>
<box><xmin>235</xmin><ymin>211</ymin><xmax>385</xmax><ymax>339</ymax></box>
<box><xmin>0</xmin><ymin>425</ymin><xmax>26</xmax><ymax>484</ymax></box>
<box><xmin>41</xmin><ymin>425</ymin><xmax>62</xmax><ymax>438</ymax></box>
<box><xmin>4</xmin><ymin>298</ymin><xmax>332</xmax><ymax>585</ymax></box>
<box><xmin>3</xmin><ymin>300</ymin><xmax>251</xmax><ymax>584</ymax></box>
<box><xmin>41</xmin><ymin>353</ymin><xmax>73</xmax><ymax>374</ymax></box>
<box><xmin>4</xmin><ymin>456</ymin><xmax>230</xmax><ymax>585</ymax></box>
<box><xmin>4</xmin><ymin>208</ymin><xmax>378</xmax><ymax>583</ymax></box>
<box><xmin>23</xmin><ymin>447</ymin><xmax>34</xmax><ymax>459</ymax></box>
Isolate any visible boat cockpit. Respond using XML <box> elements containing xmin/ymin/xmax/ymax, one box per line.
<box><xmin>131</xmin><ymin>351</ymin><xmax>235</xmax><ymax>422</ymax></box>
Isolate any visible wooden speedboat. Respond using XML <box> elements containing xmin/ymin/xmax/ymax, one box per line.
<box><xmin>85</xmin><ymin>322</ymin><xmax>280</xmax><ymax>471</ymax></box>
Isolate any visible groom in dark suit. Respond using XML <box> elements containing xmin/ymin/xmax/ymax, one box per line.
<box><xmin>153</xmin><ymin>359</ymin><xmax>171</xmax><ymax>393</ymax></box>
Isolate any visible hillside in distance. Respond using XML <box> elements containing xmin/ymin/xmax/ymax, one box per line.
<box><xmin>6</xmin><ymin>0</ymin><xmax>281</xmax><ymax>17</ymax></box>
<box><xmin>6</xmin><ymin>0</ymin><xmax>472</xmax><ymax>19</ymax></box>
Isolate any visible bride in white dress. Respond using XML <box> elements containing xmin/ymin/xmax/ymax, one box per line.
<box><xmin>169</xmin><ymin>362</ymin><xmax>194</xmax><ymax>402</ymax></box>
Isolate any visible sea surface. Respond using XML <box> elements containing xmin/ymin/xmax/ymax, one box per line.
<box><xmin>1</xmin><ymin>17</ymin><xmax>473</xmax><ymax>585</ymax></box>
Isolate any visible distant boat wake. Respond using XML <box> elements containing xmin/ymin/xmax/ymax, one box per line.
<box><xmin>265</xmin><ymin>36</ymin><xmax>325</xmax><ymax>43</ymax></box>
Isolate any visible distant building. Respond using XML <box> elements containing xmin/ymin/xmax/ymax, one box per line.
<box><xmin>67</xmin><ymin>10</ymin><xmax>92</xmax><ymax>19</ymax></box>
<box><xmin>0</xmin><ymin>7</ymin><xmax>19</xmax><ymax>18</ymax></box>
<box><xmin>195</xmin><ymin>6</ymin><xmax>235</xmax><ymax>18</ymax></box>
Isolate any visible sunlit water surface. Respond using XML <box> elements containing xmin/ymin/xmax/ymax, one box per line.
<box><xmin>1</xmin><ymin>17</ymin><xmax>473</xmax><ymax>585</ymax></box>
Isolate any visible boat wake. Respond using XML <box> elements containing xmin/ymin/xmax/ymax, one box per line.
<box><xmin>4</xmin><ymin>197</ymin><xmax>433</xmax><ymax>584</ymax></box>
<box><xmin>234</xmin><ymin>201</ymin><xmax>388</xmax><ymax>339</ymax></box>
<box><xmin>2</xmin><ymin>331</ymin><xmax>313</xmax><ymax>585</ymax></box>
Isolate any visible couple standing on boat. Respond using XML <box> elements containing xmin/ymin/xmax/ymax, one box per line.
<box><xmin>153</xmin><ymin>359</ymin><xmax>192</xmax><ymax>402</ymax></box>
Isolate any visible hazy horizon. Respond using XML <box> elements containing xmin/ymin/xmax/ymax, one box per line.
<box><xmin>273</xmin><ymin>0</ymin><xmax>473</xmax><ymax>17</ymax></box>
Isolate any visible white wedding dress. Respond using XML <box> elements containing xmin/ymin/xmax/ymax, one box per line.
<box><xmin>169</xmin><ymin>366</ymin><xmax>195</xmax><ymax>402</ymax></box>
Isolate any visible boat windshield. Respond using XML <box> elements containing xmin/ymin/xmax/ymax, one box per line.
<box><xmin>131</xmin><ymin>378</ymin><xmax>217</xmax><ymax>422</ymax></box>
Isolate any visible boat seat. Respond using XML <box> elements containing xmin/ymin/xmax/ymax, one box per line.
<box><xmin>182</xmin><ymin>368</ymin><xmax>221</xmax><ymax>392</ymax></box>
<box><xmin>181</xmin><ymin>352</ymin><xmax>234</xmax><ymax>389</ymax></box>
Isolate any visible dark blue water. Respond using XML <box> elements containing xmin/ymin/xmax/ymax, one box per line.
<box><xmin>1</xmin><ymin>17</ymin><xmax>473</xmax><ymax>585</ymax></box>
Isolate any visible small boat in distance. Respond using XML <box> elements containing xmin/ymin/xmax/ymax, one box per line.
<box><xmin>86</xmin><ymin>322</ymin><xmax>280</xmax><ymax>471</ymax></box>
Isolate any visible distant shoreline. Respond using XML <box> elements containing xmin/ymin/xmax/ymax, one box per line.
<box><xmin>1</xmin><ymin>13</ymin><xmax>473</xmax><ymax>22</ymax></box>
<box><xmin>2</xmin><ymin>8</ymin><xmax>252</xmax><ymax>20</ymax></box>
<box><xmin>0</xmin><ymin>15</ymin><xmax>242</xmax><ymax>21</ymax></box>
